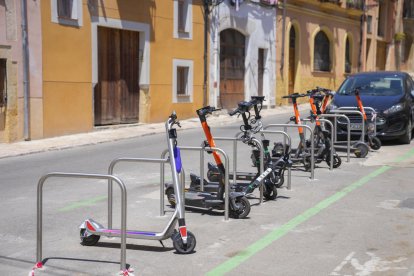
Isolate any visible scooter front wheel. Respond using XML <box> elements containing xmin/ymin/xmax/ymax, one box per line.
<box><xmin>230</xmin><ymin>197</ymin><xmax>251</xmax><ymax>219</ymax></box>
<box><xmin>172</xmin><ymin>230</ymin><xmax>196</xmax><ymax>254</ymax></box>
<box><xmin>326</xmin><ymin>152</ymin><xmax>342</xmax><ymax>168</ymax></box>
<box><xmin>80</xmin><ymin>229</ymin><xmax>100</xmax><ymax>246</ymax></box>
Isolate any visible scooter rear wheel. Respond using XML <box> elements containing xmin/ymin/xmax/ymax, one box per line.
<box><xmin>370</xmin><ymin>136</ymin><xmax>381</xmax><ymax>150</ymax></box>
<box><xmin>172</xmin><ymin>230</ymin><xmax>196</xmax><ymax>254</ymax></box>
<box><xmin>80</xmin><ymin>229</ymin><xmax>100</xmax><ymax>246</ymax></box>
<box><xmin>263</xmin><ymin>184</ymin><xmax>278</xmax><ymax>200</ymax></box>
<box><xmin>230</xmin><ymin>197</ymin><xmax>251</xmax><ymax>219</ymax></box>
<box><xmin>354</xmin><ymin>142</ymin><xmax>369</xmax><ymax>158</ymax></box>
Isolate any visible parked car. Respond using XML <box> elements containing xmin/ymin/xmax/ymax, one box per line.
<box><xmin>327</xmin><ymin>71</ymin><xmax>414</xmax><ymax>144</ymax></box>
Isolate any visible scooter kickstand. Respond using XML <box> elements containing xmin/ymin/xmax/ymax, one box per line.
<box><xmin>159</xmin><ymin>240</ymin><xmax>165</xmax><ymax>248</ymax></box>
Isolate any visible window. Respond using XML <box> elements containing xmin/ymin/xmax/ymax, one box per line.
<box><xmin>173</xmin><ymin>59</ymin><xmax>193</xmax><ymax>103</ymax></box>
<box><xmin>367</xmin><ymin>15</ymin><xmax>372</xmax><ymax>34</ymax></box>
<box><xmin>174</xmin><ymin>0</ymin><xmax>192</xmax><ymax>39</ymax></box>
<box><xmin>314</xmin><ymin>31</ymin><xmax>331</xmax><ymax>72</ymax></box>
<box><xmin>345</xmin><ymin>37</ymin><xmax>351</xmax><ymax>74</ymax></box>
<box><xmin>0</xmin><ymin>59</ymin><xmax>6</xmax><ymax>108</ymax></box>
<box><xmin>177</xmin><ymin>66</ymin><xmax>189</xmax><ymax>96</ymax></box>
<box><xmin>51</xmin><ymin>0</ymin><xmax>82</xmax><ymax>26</ymax></box>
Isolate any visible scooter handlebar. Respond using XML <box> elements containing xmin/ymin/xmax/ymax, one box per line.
<box><xmin>197</xmin><ymin>106</ymin><xmax>221</xmax><ymax>116</ymax></box>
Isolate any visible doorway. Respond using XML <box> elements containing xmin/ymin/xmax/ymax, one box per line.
<box><xmin>219</xmin><ymin>29</ymin><xmax>245</xmax><ymax>109</ymax></box>
<box><xmin>94</xmin><ymin>27</ymin><xmax>140</xmax><ymax>125</ymax></box>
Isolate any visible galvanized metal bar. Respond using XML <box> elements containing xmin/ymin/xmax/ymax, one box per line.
<box><xmin>160</xmin><ymin>149</ymin><xmax>169</xmax><ymax>216</ymax></box>
<box><xmin>331</xmin><ymin>110</ymin><xmax>365</xmax><ymax>142</ymax></box>
<box><xmin>37</xmin><ymin>173</ymin><xmax>128</xmax><ymax>272</ymax></box>
<box><xmin>319</xmin><ymin>114</ymin><xmax>351</xmax><ymax>162</ymax></box>
<box><xmin>108</xmin><ymin>157</ymin><xmax>169</xmax><ymax>228</ymax></box>
<box><xmin>178</xmin><ymin>146</ymin><xmax>230</xmax><ymax>220</ymax></box>
<box><xmin>259</xmin><ymin>130</ymin><xmax>292</xmax><ymax>189</ymax></box>
<box><xmin>263</xmin><ymin>124</ymin><xmax>315</xmax><ymax>180</ymax></box>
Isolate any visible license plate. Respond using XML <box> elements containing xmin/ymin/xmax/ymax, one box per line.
<box><xmin>350</xmin><ymin>123</ymin><xmax>362</xmax><ymax>130</ymax></box>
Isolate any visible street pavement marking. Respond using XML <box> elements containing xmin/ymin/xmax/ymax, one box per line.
<box><xmin>58</xmin><ymin>195</ymin><xmax>107</xmax><ymax>212</ymax></box>
<box><xmin>207</xmin><ymin>147</ymin><xmax>414</xmax><ymax>276</ymax></box>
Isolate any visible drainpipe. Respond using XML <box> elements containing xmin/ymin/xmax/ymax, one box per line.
<box><xmin>203</xmin><ymin>0</ymin><xmax>210</xmax><ymax>107</ymax></box>
<box><xmin>21</xmin><ymin>0</ymin><xmax>30</xmax><ymax>140</ymax></box>
<box><xmin>279</xmin><ymin>0</ymin><xmax>287</xmax><ymax>73</ymax></box>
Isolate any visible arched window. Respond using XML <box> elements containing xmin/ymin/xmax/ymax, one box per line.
<box><xmin>314</xmin><ymin>31</ymin><xmax>331</xmax><ymax>72</ymax></box>
<box><xmin>345</xmin><ymin>37</ymin><xmax>351</xmax><ymax>73</ymax></box>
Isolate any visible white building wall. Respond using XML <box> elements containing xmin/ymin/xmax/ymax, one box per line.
<box><xmin>209</xmin><ymin>1</ymin><xmax>277</xmax><ymax>108</ymax></box>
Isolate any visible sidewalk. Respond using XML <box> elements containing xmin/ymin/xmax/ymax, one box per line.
<box><xmin>0</xmin><ymin>104</ymin><xmax>309</xmax><ymax>159</ymax></box>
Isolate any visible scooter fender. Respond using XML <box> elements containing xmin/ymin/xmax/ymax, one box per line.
<box><xmin>229</xmin><ymin>191</ymin><xmax>246</xmax><ymax>199</ymax></box>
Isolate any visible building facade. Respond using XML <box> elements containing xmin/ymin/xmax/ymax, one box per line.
<box><xmin>208</xmin><ymin>0</ymin><xmax>277</xmax><ymax>109</ymax></box>
<box><xmin>0</xmin><ymin>0</ymin><xmax>206</xmax><ymax>142</ymax></box>
<box><xmin>275</xmin><ymin>0</ymin><xmax>364</xmax><ymax>104</ymax></box>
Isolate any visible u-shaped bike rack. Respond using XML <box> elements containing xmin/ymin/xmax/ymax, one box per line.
<box><xmin>160</xmin><ymin>146</ymin><xmax>231</xmax><ymax>220</ymax></box>
<box><xmin>36</xmin><ymin>172</ymin><xmax>129</xmax><ymax>273</ymax></box>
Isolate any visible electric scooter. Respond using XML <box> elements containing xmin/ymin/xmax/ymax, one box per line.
<box><xmin>207</xmin><ymin>97</ymin><xmax>288</xmax><ymax>193</ymax></box>
<box><xmin>354</xmin><ymin>87</ymin><xmax>382</xmax><ymax>150</ymax></box>
<box><xmin>305</xmin><ymin>88</ymin><xmax>342</xmax><ymax>168</ymax></box>
<box><xmin>79</xmin><ymin>112</ymin><xmax>196</xmax><ymax>254</ymax></box>
<box><xmin>165</xmin><ymin>106</ymin><xmax>251</xmax><ymax>219</ymax></box>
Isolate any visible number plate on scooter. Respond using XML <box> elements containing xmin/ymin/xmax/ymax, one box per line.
<box><xmin>350</xmin><ymin>123</ymin><xmax>362</xmax><ymax>130</ymax></box>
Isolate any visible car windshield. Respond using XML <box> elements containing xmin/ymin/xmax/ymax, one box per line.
<box><xmin>337</xmin><ymin>75</ymin><xmax>404</xmax><ymax>96</ymax></box>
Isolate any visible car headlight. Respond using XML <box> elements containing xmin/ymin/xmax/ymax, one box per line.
<box><xmin>383</xmin><ymin>103</ymin><xmax>404</xmax><ymax>115</ymax></box>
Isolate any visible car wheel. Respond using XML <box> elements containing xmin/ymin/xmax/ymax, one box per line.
<box><xmin>399</xmin><ymin>120</ymin><xmax>412</xmax><ymax>144</ymax></box>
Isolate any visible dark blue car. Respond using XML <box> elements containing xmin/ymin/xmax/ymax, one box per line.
<box><xmin>328</xmin><ymin>71</ymin><xmax>414</xmax><ymax>144</ymax></box>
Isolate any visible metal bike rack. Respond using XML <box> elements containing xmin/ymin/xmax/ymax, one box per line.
<box><xmin>301</xmin><ymin>118</ymin><xmax>335</xmax><ymax>170</ymax></box>
<box><xmin>338</xmin><ymin>106</ymin><xmax>378</xmax><ymax>136</ymax></box>
<box><xmin>107</xmin><ymin>157</ymin><xmax>170</xmax><ymax>227</ymax></box>
<box><xmin>319</xmin><ymin>114</ymin><xmax>351</xmax><ymax>162</ymax></box>
<box><xmin>212</xmin><ymin>135</ymin><xmax>265</xmax><ymax>203</ymax></box>
<box><xmin>259</xmin><ymin>130</ymin><xmax>293</xmax><ymax>190</ymax></box>
<box><xmin>263</xmin><ymin>124</ymin><xmax>315</xmax><ymax>180</ymax></box>
<box><xmin>330</xmin><ymin>110</ymin><xmax>366</xmax><ymax>142</ymax></box>
<box><xmin>161</xmin><ymin>146</ymin><xmax>231</xmax><ymax>220</ymax></box>
<box><xmin>36</xmin><ymin>173</ymin><xmax>128</xmax><ymax>273</ymax></box>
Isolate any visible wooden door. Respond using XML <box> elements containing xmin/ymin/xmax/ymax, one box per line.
<box><xmin>376</xmin><ymin>41</ymin><xmax>386</xmax><ymax>71</ymax></box>
<box><xmin>220</xmin><ymin>29</ymin><xmax>245</xmax><ymax>109</ymax></box>
<box><xmin>95</xmin><ymin>27</ymin><xmax>139</xmax><ymax>125</ymax></box>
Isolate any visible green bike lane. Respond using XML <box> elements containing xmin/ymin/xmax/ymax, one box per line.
<box><xmin>206</xmin><ymin>147</ymin><xmax>414</xmax><ymax>276</ymax></box>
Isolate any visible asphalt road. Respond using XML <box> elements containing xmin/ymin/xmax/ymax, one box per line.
<box><xmin>0</xmin><ymin>113</ymin><xmax>414</xmax><ymax>276</ymax></box>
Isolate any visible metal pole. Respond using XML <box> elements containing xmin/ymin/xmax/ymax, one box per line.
<box><xmin>108</xmin><ymin>157</ymin><xmax>169</xmax><ymax>226</ymax></box>
<box><xmin>37</xmin><ymin>173</ymin><xmax>128</xmax><ymax>272</ymax></box>
<box><xmin>259</xmin><ymin>130</ymin><xmax>292</xmax><ymax>189</ymax></box>
<box><xmin>21</xmin><ymin>0</ymin><xmax>30</xmax><ymax>140</ymax></box>
<box><xmin>161</xmin><ymin>149</ymin><xmax>169</xmax><ymax>216</ymax></box>
<box><xmin>200</xmin><ymin>142</ymin><xmax>205</xmax><ymax>190</ymax></box>
<box><xmin>264</xmin><ymin>124</ymin><xmax>315</xmax><ymax>180</ymax></box>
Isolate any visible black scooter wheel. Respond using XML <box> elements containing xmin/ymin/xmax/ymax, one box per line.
<box><xmin>230</xmin><ymin>197</ymin><xmax>251</xmax><ymax>219</ymax></box>
<box><xmin>263</xmin><ymin>185</ymin><xmax>278</xmax><ymax>200</ymax></box>
<box><xmin>326</xmin><ymin>153</ymin><xmax>342</xmax><ymax>168</ymax></box>
<box><xmin>370</xmin><ymin>136</ymin><xmax>381</xmax><ymax>150</ymax></box>
<box><xmin>354</xmin><ymin>143</ymin><xmax>369</xmax><ymax>158</ymax></box>
<box><xmin>172</xmin><ymin>230</ymin><xmax>196</xmax><ymax>254</ymax></box>
<box><xmin>275</xmin><ymin>174</ymin><xmax>284</xmax><ymax>188</ymax></box>
<box><xmin>80</xmin><ymin>229</ymin><xmax>100</xmax><ymax>246</ymax></box>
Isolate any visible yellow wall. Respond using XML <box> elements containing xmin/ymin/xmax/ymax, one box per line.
<box><xmin>41</xmin><ymin>1</ymin><xmax>93</xmax><ymax>137</ymax></box>
<box><xmin>40</xmin><ymin>0</ymin><xmax>205</xmax><ymax>139</ymax></box>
